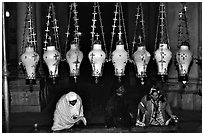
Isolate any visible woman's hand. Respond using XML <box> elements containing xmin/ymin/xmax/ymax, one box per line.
<box><xmin>170</xmin><ymin>115</ymin><xmax>178</xmax><ymax>123</ymax></box>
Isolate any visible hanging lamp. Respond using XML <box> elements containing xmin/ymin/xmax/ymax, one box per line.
<box><xmin>110</xmin><ymin>3</ymin><xmax>130</xmax><ymax>82</ymax></box>
<box><xmin>154</xmin><ymin>2</ymin><xmax>172</xmax><ymax>82</ymax></box>
<box><xmin>88</xmin><ymin>2</ymin><xmax>107</xmax><ymax>83</ymax></box>
<box><xmin>20</xmin><ymin>2</ymin><xmax>39</xmax><ymax>85</ymax></box>
<box><xmin>65</xmin><ymin>2</ymin><xmax>83</xmax><ymax>83</ymax></box>
<box><xmin>175</xmin><ymin>3</ymin><xmax>193</xmax><ymax>85</ymax></box>
<box><xmin>43</xmin><ymin>3</ymin><xmax>61</xmax><ymax>84</ymax></box>
<box><xmin>132</xmin><ymin>3</ymin><xmax>151</xmax><ymax>85</ymax></box>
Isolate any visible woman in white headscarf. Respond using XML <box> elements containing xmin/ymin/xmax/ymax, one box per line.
<box><xmin>52</xmin><ymin>91</ymin><xmax>87</xmax><ymax>132</ymax></box>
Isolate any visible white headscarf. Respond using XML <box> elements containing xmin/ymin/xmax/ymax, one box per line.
<box><xmin>66</xmin><ymin>91</ymin><xmax>78</xmax><ymax>101</ymax></box>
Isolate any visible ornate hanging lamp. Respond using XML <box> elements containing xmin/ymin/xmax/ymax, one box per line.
<box><xmin>175</xmin><ymin>3</ymin><xmax>193</xmax><ymax>85</ymax></box>
<box><xmin>88</xmin><ymin>2</ymin><xmax>107</xmax><ymax>83</ymax></box>
<box><xmin>43</xmin><ymin>3</ymin><xmax>61</xmax><ymax>84</ymax></box>
<box><xmin>110</xmin><ymin>3</ymin><xmax>130</xmax><ymax>82</ymax></box>
<box><xmin>65</xmin><ymin>2</ymin><xmax>83</xmax><ymax>83</ymax></box>
<box><xmin>132</xmin><ymin>3</ymin><xmax>151</xmax><ymax>85</ymax></box>
<box><xmin>20</xmin><ymin>2</ymin><xmax>39</xmax><ymax>84</ymax></box>
<box><xmin>154</xmin><ymin>2</ymin><xmax>172</xmax><ymax>82</ymax></box>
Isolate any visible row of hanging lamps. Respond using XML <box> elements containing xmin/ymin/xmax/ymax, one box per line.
<box><xmin>132</xmin><ymin>3</ymin><xmax>151</xmax><ymax>85</ymax></box>
<box><xmin>65</xmin><ymin>2</ymin><xmax>83</xmax><ymax>83</ymax></box>
<box><xmin>20</xmin><ymin>2</ymin><xmax>40</xmax><ymax>85</ymax></box>
<box><xmin>110</xmin><ymin>3</ymin><xmax>130</xmax><ymax>82</ymax></box>
<box><xmin>175</xmin><ymin>3</ymin><xmax>193</xmax><ymax>85</ymax></box>
<box><xmin>88</xmin><ymin>2</ymin><xmax>107</xmax><ymax>83</ymax></box>
<box><xmin>43</xmin><ymin>3</ymin><xmax>61</xmax><ymax>84</ymax></box>
<box><xmin>154</xmin><ymin>2</ymin><xmax>172</xmax><ymax>82</ymax></box>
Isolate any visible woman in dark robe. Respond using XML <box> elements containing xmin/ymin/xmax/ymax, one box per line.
<box><xmin>104</xmin><ymin>85</ymin><xmax>133</xmax><ymax>129</ymax></box>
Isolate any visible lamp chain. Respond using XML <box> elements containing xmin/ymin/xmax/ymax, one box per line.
<box><xmin>90</xmin><ymin>3</ymin><xmax>107</xmax><ymax>59</ymax></box>
<box><xmin>131</xmin><ymin>3</ymin><xmax>140</xmax><ymax>58</ymax></box>
<box><xmin>119</xmin><ymin>3</ymin><xmax>130</xmax><ymax>60</ymax></box>
<box><xmin>43</xmin><ymin>3</ymin><xmax>60</xmax><ymax>52</ymax></box>
<box><xmin>90</xmin><ymin>2</ymin><xmax>97</xmax><ymax>46</ymax></box>
<box><xmin>43</xmin><ymin>3</ymin><xmax>52</xmax><ymax>51</ymax></box>
<box><xmin>51</xmin><ymin>3</ymin><xmax>60</xmax><ymax>52</ymax></box>
<box><xmin>118</xmin><ymin>4</ymin><xmax>122</xmax><ymax>41</ymax></box>
<box><xmin>140</xmin><ymin>3</ymin><xmax>146</xmax><ymax>43</ymax></box>
<box><xmin>97</xmin><ymin>2</ymin><xmax>108</xmax><ymax>59</ymax></box>
<box><xmin>153</xmin><ymin>4</ymin><xmax>160</xmax><ymax>53</ymax></box>
<box><xmin>27</xmin><ymin>3</ymin><xmax>37</xmax><ymax>52</ymax></box>
<box><xmin>178</xmin><ymin>3</ymin><xmax>190</xmax><ymax>48</ymax></box>
<box><xmin>21</xmin><ymin>3</ymin><xmax>29</xmax><ymax>56</ymax></box>
<box><xmin>64</xmin><ymin>3</ymin><xmax>73</xmax><ymax>59</ymax></box>
<box><xmin>153</xmin><ymin>3</ymin><xmax>170</xmax><ymax>53</ymax></box>
<box><xmin>64</xmin><ymin>2</ymin><xmax>81</xmax><ymax>61</ymax></box>
<box><xmin>109</xmin><ymin>3</ymin><xmax>119</xmax><ymax>61</ymax></box>
<box><xmin>20</xmin><ymin>2</ymin><xmax>37</xmax><ymax>57</ymax></box>
<box><xmin>163</xmin><ymin>3</ymin><xmax>170</xmax><ymax>49</ymax></box>
<box><xmin>131</xmin><ymin>3</ymin><xmax>146</xmax><ymax>58</ymax></box>
<box><xmin>72</xmin><ymin>2</ymin><xmax>81</xmax><ymax>46</ymax></box>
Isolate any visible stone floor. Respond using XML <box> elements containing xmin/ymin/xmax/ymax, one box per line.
<box><xmin>8</xmin><ymin>108</ymin><xmax>202</xmax><ymax>133</ymax></box>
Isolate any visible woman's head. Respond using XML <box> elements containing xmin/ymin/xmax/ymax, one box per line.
<box><xmin>66</xmin><ymin>91</ymin><xmax>78</xmax><ymax>106</ymax></box>
<box><xmin>149</xmin><ymin>87</ymin><xmax>160</xmax><ymax>101</ymax></box>
<box><xmin>116</xmin><ymin>85</ymin><xmax>126</xmax><ymax>96</ymax></box>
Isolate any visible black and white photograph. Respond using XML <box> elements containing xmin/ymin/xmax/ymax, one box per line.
<box><xmin>2</xmin><ymin>1</ymin><xmax>202</xmax><ymax>133</ymax></box>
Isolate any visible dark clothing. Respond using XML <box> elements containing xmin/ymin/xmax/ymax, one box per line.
<box><xmin>105</xmin><ymin>94</ymin><xmax>132</xmax><ymax>128</ymax></box>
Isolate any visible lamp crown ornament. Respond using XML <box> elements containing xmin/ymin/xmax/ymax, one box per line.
<box><xmin>175</xmin><ymin>3</ymin><xmax>193</xmax><ymax>85</ymax></box>
<box><xmin>110</xmin><ymin>2</ymin><xmax>129</xmax><ymax>82</ymax></box>
<box><xmin>132</xmin><ymin>3</ymin><xmax>151</xmax><ymax>85</ymax></box>
<box><xmin>88</xmin><ymin>2</ymin><xmax>107</xmax><ymax>83</ymax></box>
<box><xmin>43</xmin><ymin>3</ymin><xmax>61</xmax><ymax>84</ymax></box>
<box><xmin>154</xmin><ymin>2</ymin><xmax>172</xmax><ymax>82</ymax></box>
<box><xmin>20</xmin><ymin>2</ymin><xmax>39</xmax><ymax>85</ymax></box>
<box><xmin>65</xmin><ymin>2</ymin><xmax>83</xmax><ymax>83</ymax></box>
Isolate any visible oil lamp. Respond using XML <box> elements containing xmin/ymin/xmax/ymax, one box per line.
<box><xmin>154</xmin><ymin>2</ymin><xmax>172</xmax><ymax>82</ymax></box>
<box><xmin>43</xmin><ymin>3</ymin><xmax>61</xmax><ymax>84</ymax></box>
<box><xmin>110</xmin><ymin>3</ymin><xmax>130</xmax><ymax>82</ymax></box>
<box><xmin>132</xmin><ymin>3</ymin><xmax>151</xmax><ymax>85</ymax></box>
<box><xmin>65</xmin><ymin>3</ymin><xmax>83</xmax><ymax>83</ymax></box>
<box><xmin>175</xmin><ymin>3</ymin><xmax>192</xmax><ymax>85</ymax></box>
<box><xmin>88</xmin><ymin>2</ymin><xmax>107</xmax><ymax>83</ymax></box>
<box><xmin>20</xmin><ymin>2</ymin><xmax>39</xmax><ymax>85</ymax></box>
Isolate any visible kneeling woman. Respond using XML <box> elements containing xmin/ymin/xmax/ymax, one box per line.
<box><xmin>136</xmin><ymin>87</ymin><xmax>178</xmax><ymax>127</ymax></box>
<box><xmin>105</xmin><ymin>85</ymin><xmax>133</xmax><ymax>129</ymax></box>
<box><xmin>52</xmin><ymin>91</ymin><xmax>87</xmax><ymax>132</ymax></box>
